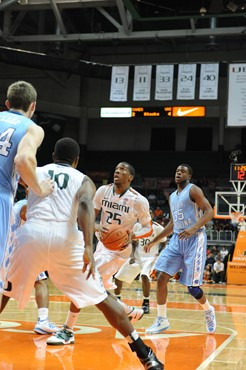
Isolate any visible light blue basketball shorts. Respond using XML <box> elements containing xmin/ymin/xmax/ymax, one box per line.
<box><xmin>155</xmin><ymin>231</ymin><xmax>207</xmax><ymax>286</ymax></box>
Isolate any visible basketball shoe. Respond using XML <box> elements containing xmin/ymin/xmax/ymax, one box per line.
<box><xmin>34</xmin><ymin>319</ymin><xmax>59</xmax><ymax>335</ymax></box>
<box><xmin>205</xmin><ymin>306</ymin><xmax>216</xmax><ymax>334</ymax></box>
<box><xmin>127</xmin><ymin>307</ymin><xmax>144</xmax><ymax>323</ymax></box>
<box><xmin>139</xmin><ymin>348</ymin><xmax>164</xmax><ymax>369</ymax></box>
<box><xmin>46</xmin><ymin>325</ymin><xmax>75</xmax><ymax>345</ymax></box>
<box><xmin>145</xmin><ymin>317</ymin><xmax>170</xmax><ymax>335</ymax></box>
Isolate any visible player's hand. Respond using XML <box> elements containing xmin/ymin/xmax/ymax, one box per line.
<box><xmin>98</xmin><ymin>226</ymin><xmax>109</xmax><ymax>241</ymax></box>
<box><xmin>178</xmin><ymin>227</ymin><xmax>196</xmax><ymax>239</ymax></box>
<box><xmin>39</xmin><ymin>179</ymin><xmax>55</xmax><ymax>197</ymax></box>
<box><xmin>144</xmin><ymin>241</ymin><xmax>155</xmax><ymax>253</ymax></box>
<box><xmin>82</xmin><ymin>247</ymin><xmax>95</xmax><ymax>279</ymax></box>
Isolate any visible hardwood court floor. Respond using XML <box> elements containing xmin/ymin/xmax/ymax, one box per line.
<box><xmin>0</xmin><ymin>280</ymin><xmax>246</xmax><ymax>369</ymax></box>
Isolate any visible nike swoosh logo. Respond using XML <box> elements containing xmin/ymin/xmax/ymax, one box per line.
<box><xmin>177</xmin><ymin>107</ymin><xmax>199</xmax><ymax>116</ymax></box>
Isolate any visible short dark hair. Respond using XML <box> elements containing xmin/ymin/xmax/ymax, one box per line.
<box><xmin>53</xmin><ymin>137</ymin><xmax>80</xmax><ymax>165</ymax></box>
<box><xmin>7</xmin><ymin>81</ymin><xmax>37</xmax><ymax>112</ymax></box>
<box><xmin>121</xmin><ymin>162</ymin><xmax>135</xmax><ymax>178</ymax></box>
<box><xmin>179</xmin><ymin>163</ymin><xmax>193</xmax><ymax>176</ymax></box>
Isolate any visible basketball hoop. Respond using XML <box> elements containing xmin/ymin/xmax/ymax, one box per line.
<box><xmin>230</xmin><ymin>211</ymin><xmax>244</xmax><ymax>224</ymax></box>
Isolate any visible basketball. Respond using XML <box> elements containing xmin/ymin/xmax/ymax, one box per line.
<box><xmin>101</xmin><ymin>224</ymin><xmax>129</xmax><ymax>251</ymax></box>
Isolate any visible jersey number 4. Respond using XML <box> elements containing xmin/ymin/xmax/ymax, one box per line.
<box><xmin>0</xmin><ymin>128</ymin><xmax>15</xmax><ymax>157</ymax></box>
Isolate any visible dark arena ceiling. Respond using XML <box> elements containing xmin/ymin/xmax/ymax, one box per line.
<box><xmin>0</xmin><ymin>0</ymin><xmax>246</xmax><ymax>74</ymax></box>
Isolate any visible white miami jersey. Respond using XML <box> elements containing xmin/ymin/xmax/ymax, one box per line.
<box><xmin>93</xmin><ymin>183</ymin><xmax>151</xmax><ymax>232</ymax></box>
<box><xmin>134</xmin><ymin>221</ymin><xmax>166</xmax><ymax>257</ymax></box>
<box><xmin>27</xmin><ymin>163</ymin><xmax>85</xmax><ymax>225</ymax></box>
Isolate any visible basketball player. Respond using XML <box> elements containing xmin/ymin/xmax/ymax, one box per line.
<box><xmin>0</xmin><ymin>138</ymin><xmax>163</xmax><ymax>370</ymax></box>
<box><xmin>114</xmin><ymin>209</ymin><xmax>167</xmax><ymax>314</ymax></box>
<box><xmin>145</xmin><ymin>164</ymin><xmax>216</xmax><ymax>335</ymax></box>
<box><xmin>93</xmin><ymin>162</ymin><xmax>153</xmax><ymax>318</ymax></box>
<box><xmin>11</xmin><ymin>197</ymin><xmax>58</xmax><ymax>334</ymax></box>
<box><xmin>0</xmin><ymin>81</ymin><xmax>54</xmax><ymax>285</ymax></box>
<box><xmin>55</xmin><ymin>161</ymin><xmax>153</xmax><ymax>341</ymax></box>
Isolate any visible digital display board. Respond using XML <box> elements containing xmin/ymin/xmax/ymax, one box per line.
<box><xmin>100</xmin><ymin>106</ymin><xmax>205</xmax><ymax>118</ymax></box>
<box><xmin>230</xmin><ymin>163</ymin><xmax>246</xmax><ymax>181</ymax></box>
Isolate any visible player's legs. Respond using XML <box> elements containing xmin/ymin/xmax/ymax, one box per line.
<box><xmin>114</xmin><ymin>277</ymin><xmax>123</xmax><ymax>298</ymax></box>
<box><xmin>96</xmin><ymin>293</ymin><xmax>164</xmax><ymax>369</ymax></box>
<box><xmin>34</xmin><ymin>273</ymin><xmax>59</xmax><ymax>335</ymax></box>
<box><xmin>181</xmin><ymin>232</ymin><xmax>216</xmax><ymax>333</ymax></box>
<box><xmin>94</xmin><ymin>244</ymin><xmax>144</xmax><ymax>322</ymax></box>
<box><xmin>146</xmin><ymin>235</ymin><xmax>182</xmax><ymax>334</ymax></box>
<box><xmin>140</xmin><ymin>257</ymin><xmax>157</xmax><ymax>313</ymax></box>
<box><xmin>141</xmin><ymin>275</ymin><xmax>150</xmax><ymax>313</ymax></box>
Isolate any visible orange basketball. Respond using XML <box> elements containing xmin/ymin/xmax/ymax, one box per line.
<box><xmin>101</xmin><ymin>224</ymin><xmax>129</xmax><ymax>251</ymax></box>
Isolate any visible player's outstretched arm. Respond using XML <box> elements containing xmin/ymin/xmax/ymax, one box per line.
<box><xmin>14</xmin><ymin>124</ymin><xmax>54</xmax><ymax>197</ymax></box>
<box><xmin>77</xmin><ymin>176</ymin><xmax>96</xmax><ymax>279</ymax></box>
<box><xmin>144</xmin><ymin>219</ymin><xmax>173</xmax><ymax>252</ymax></box>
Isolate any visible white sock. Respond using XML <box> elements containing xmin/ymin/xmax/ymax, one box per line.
<box><xmin>38</xmin><ymin>308</ymin><xmax>48</xmax><ymax>321</ymax></box>
<box><xmin>143</xmin><ymin>296</ymin><xmax>150</xmax><ymax>300</ymax></box>
<box><xmin>65</xmin><ymin>311</ymin><xmax>79</xmax><ymax>330</ymax></box>
<box><xmin>157</xmin><ymin>304</ymin><xmax>167</xmax><ymax>318</ymax></box>
<box><xmin>126</xmin><ymin>330</ymin><xmax>139</xmax><ymax>343</ymax></box>
<box><xmin>117</xmin><ymin>299</ymin><xmax>132</xmax><ymax>315</ymax></box>
<box><xmin>200</xmin><ymin>299</ymin><xmax>212</xmax><ymax>311</ymax></box>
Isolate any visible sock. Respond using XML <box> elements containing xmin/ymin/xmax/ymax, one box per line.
<box><xmin>38</xmin><ymin>308</ymin><xmax>48</xmax><ymax>321</ymax></box>
<box><xmin>117</xmin><ymin>299</ymin><xmax>132</xmax><ymax>315</ymax></box>
<box><xmin>115</xmin><ymin>294</ymin><xmax>121</xmax><ymax>300</ymax></box>
<box><xmin>200</xmin><ymin>299</ymin><xmax>212</xmax><ymax>311</ymax></box>
<box><xmin>143</xmin><ymin>297</ymin><xmax>150</xmax><ymax>304</ymax></box>
<box><xmin>127</xmin><ymin>331</ymin><xmax>150</xmax><ymax>359</ymax></box>
<box><xmin>157</xmin><ymin>304</ymin><xmax>167</xmax><ymax>318</ymax></box>
<box><xmin>65</xmin><ymin>311</ymin><xmax>79</xmax><ymax>330</ymax></box>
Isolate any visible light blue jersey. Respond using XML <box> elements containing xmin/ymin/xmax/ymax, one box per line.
<box><xmin>0</xmin><ymin>110</ymin><xmax>33</xmax><ymax>266</ymax></box>
<box><xmin>170</xmin><ymin>183</ymin><xmax>204</xmax><ymax>234</ymax></box>
<box><xmin>155</xmin><ymin>183</ymin><xmax>207</xmax><ymax>287</ymax></box>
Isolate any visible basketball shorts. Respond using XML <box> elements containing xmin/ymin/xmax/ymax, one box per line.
<box><xmin>155</xmin><ymin>231</ymin><xmax>207</xmax><ymax>286</ymax></box>
<box><xmin>94</xmin><ymin>241</ymin><xmax>132</xmax><ymax>290</ymax></box>
<box><xmin>3</xmin><ymin>220</ymin><xmax>107</xmax><ymax>309</ymax></box>
<box><xmin>115</xmin><ymin>255</ymin><xmax>157</xmax><ymax>285</ymax></box>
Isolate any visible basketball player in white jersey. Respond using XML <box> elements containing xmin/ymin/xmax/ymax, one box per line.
<box><xmin>59</xmin><ymin>162</ymin><xmax>153</xmax><ymax>337</ymax></box>
<box><xmin>0</xmin><ymin>138</ymin><xmax>163</xmax><ymax>370</ymax></box>
<box><xmin>11</xmin><ymin>197</ymin><xmax>58</xmax><ymax>334</ymax></box>
<box><xmin>114</xmin><ymin>209</ymin><xmax>167</xmax><ymax>314</ymax></box>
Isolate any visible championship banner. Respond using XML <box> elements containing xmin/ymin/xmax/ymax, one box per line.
<box><xmin>199</xmin><ymin>63</ymin><xmax>219</xmax><ymax>100</ymax></box>
<box><xmin>110</xmin><ymin>66</ymin><xmax>129</xmax><ymax>102</ymax></box>
<box><xmin>177</xmin><ymin>64</ymin><xmax>197</xmax><ymax>100</ymax></box>
<box><xmin>133</xmin><ymin>65</ymin><xmax>152</xmax><ymax>101</ymax></box>
<box><xmin>228</xmin><ymin>64</ymin><xmax>246</xmax><ymax>127</ymax></box>
<box><xmin>155</xmin><ymin>64</ymin><xmax>174</xmax><ymax>101</ymax></box>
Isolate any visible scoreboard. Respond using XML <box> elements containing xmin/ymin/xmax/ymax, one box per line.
<box><xmin>100</xmin><ymin>106</ymin><xmax>206</xmax><ymax>118</ymax></box>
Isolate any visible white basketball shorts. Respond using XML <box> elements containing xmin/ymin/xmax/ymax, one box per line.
<box><xmin>4</xmin><ymin>220</ymin><xmax>107</xmax><ymax>309</ymax></box>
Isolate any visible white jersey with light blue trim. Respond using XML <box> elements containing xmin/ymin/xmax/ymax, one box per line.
<box><xmin>170</xmin><ymin>183</ymin><xmax>204</xmax><ymax>234</ymax></box>
<box><xmin>27</xmin><ymin>163</ymin><xmax>85</xmax><ymax>225</ymax></box>
<box><xmin>0</xmin><ymin>111</ymin><xmax>34</xmax><ymax>194</ymax></box>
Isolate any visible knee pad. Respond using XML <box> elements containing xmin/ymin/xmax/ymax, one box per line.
<box><xmin>188</xmin><ymin>286</ymin><xmax>203</xmax><ymax>299</ymax></box>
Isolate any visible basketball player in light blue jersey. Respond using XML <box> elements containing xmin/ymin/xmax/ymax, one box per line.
<box><xmin>0</xmin><ymin>81</ymin><xmax>54</xmax><ymax>287</ymax></box>
<box><xmin>145</xmin><ymin>164</ymin><xmax>216</xmax><ymax>335</ymax></box>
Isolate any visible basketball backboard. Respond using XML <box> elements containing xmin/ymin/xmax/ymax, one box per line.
<box><xmin>214</xmin><ymin>191</ymin><xmax>246</xmax><ymax>220</ymax></box>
